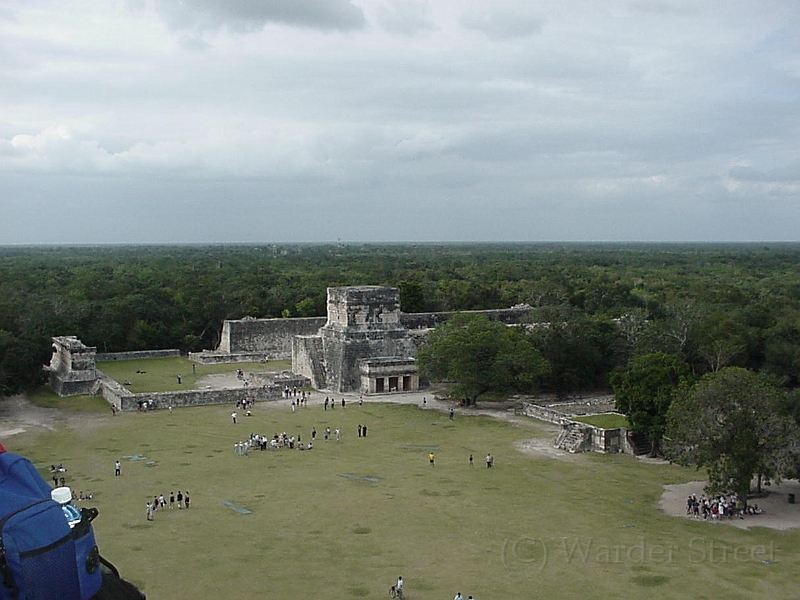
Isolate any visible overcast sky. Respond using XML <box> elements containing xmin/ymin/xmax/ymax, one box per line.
<box><xmin>1</xmin><ymin>0</ymin><xmax>799</xmax><ymax>244</ymax></box>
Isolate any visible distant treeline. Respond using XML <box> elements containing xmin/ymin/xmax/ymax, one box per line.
<box><xmin>2</xmin><ymin>243</ymin><xmax>799</xmax><ymax>396</ymax></box>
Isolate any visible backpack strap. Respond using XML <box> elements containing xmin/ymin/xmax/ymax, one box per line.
<box><xmin>0</xmin><ymin>538</ymin><xmax>20</xmax><ymax>599</ymax></box>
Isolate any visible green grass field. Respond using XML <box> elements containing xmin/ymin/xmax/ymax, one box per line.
<box><xmin>8</xmin><ymin>398</ymin><xmax>800</xmax><ymax>600</ymax></box>
<box><xmin>571</xmin><ymin>413</ymin><xmax>630</xmax><ymax>429</ymax></box>
<box><xmin>96</xmin><ymin>358</ymin><xmax>292</xmax><ymax>393</ymax></box>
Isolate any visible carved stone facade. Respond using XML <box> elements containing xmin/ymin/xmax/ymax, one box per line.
<box><xmin>45</xmin><ymin>336</ymin><xmax>98</xmax><ymax>397</ymax></box>
<box><xmin>293</xmin><ymin>286</ymin><xmax>419</xmax><ymax>394</ymax></box>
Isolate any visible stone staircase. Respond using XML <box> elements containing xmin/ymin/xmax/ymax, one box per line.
<box><xmin>554</xmin><ymin>422</ymin><xmax>591</xmax><ymax>453</ymax></box>
<box><xmin>627</xmin><ymin>431</ymin><xmax>652</xmax><ymax>456</ymax></box>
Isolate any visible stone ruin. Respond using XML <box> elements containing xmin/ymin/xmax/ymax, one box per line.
<box><xmin>45</xmin><ymin>336</ymin><xmax>98</xmax><ymax>397</ymax></box>
<box><xmin>292</xmin><ymin>286</ymin><xmax>420</xmax><ymax>394</ymax></box>
<box><xmin>48</xmin><ymin>285</ymin><xmax>535</xmax><ymax>404</ymax></box>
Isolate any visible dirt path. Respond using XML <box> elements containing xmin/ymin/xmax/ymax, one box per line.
<box><xmin>0</xmin><ymin>395</ymin><xmax>62</xmax><ymax>437</ymax></box>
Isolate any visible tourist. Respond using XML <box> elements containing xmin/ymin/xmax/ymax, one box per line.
<box><xmin>454</xmin><ymin>594</ymin><xmax>463</xmax><ymax>600</ymax></box>
<box><xmin>170</xmin><ymin>491</ymin><xmax>175</xmax><ymax>509</ymax></box>
<box><xmin>469</xmin><ymin>454</ymin><xmax>473</xmax><ymax>467</ymax></box>
<box><xmin>231</xmin><ymin>412</ymin><xmax>237</xmax><ymax>424</ymax></box>
<box><xmin>115</xmin><ymin>460</ymin><xmax>121</xmax><ymax>476</ymax></box>
<box><xmin>184</xmin><ymin>491</ymin><xmax>190</xmax><ymax>509</ymax></box>
<box><xmin>429</xmin><ymin>452</ymin><xmax>435</xmax><ymax>466</ymax></box>
<box><xmin>177</xmin><ymin>490</ymin><xmax>183</xmax><ymax>509</ymax></box>
<box><xmin>486</xmin><ymin>454</ymin><xmax>493</xmax><ymax>468</ymax></box>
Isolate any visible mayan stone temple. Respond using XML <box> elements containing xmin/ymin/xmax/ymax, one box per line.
<box><xmin>292</xmin><ymin>286</ymin><xmax>420</xmax><ymax>394</ymax></box>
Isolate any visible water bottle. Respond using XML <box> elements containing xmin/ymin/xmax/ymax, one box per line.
<box><xmin>51</xmin><ymin>486</ymin><xmax>82</xmax><ymax>528</ymax></box>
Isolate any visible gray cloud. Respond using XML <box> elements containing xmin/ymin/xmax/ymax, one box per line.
<box><xmin>460</xmin><ymin>4</ymin><xmax>544</xmax><ymax>41</ymax></box>
<box><xmin>0</xmin><ymin>0</ymin><xmax>799</xmax><ymax>244</ymax></box>
<box><xmin>377</xmin><ymin>1</ymin><xmax>435</xmax><ymax>36</ymax></box>
<box><xmin>154</xmin><ymin>0</ymin><xmax>366</xmax><ymax>33</ymax></box>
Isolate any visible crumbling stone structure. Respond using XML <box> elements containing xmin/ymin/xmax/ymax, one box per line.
<box><xmin>293</xmin><ymin>286</ymin><xmax>419</xmax><ymax>393</ymax></box>
<box><xmin>45</xmin><ymin>336</ymin><xmax>98</xmax><ymax>397</ymax></box>
<box><xmin>48</xmin><ymin>286</ymin><xmax>534</xmax><ymax>403</ymax></box>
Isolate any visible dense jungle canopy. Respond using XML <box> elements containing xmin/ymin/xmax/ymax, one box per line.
<box><xmin>2</xmin><ymin>243</ymin><xmax>800</xmax><ymax>397</ymax></box>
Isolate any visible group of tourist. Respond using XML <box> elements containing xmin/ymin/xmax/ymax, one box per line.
<box><xmin>235</xmin><ymin>397</ymin><xmax>255</xmax><ymax>411</ymax></box>
<box><xmin>146</xmin><ymin>490</ymin><xmax>190</xmax><ymax>521</ymax></box>
<box><xmin>685</xmin><ymin>493</ymin><xmax>762</xmax><ymax>520</ymax></box>
<box><xmin>323</xmin><ymin>397</ymin><xmax>346</xmax><ymax>410</ymax></box>
<box><xmin>283</xmin><ymin>386</ymin><xmax>307</xmax><ymax>400</ymax></box>
<box><xmin>136</xmin><ymin>399</ymin><xmax>160</xmax><ymax>411</ymax></box>
<box><xmin>234</xmin><ymin>431</ymin><xmax>317</xmax><ymax>455</ymax></box>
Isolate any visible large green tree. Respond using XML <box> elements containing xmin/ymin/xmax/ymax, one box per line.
<box><xmin>665</xmin><ymin>367</ymin><xmax>800</xmax><ymax>502</ymax></box>
<box><xmin>416</xmin><ymin>314</ymin><xmax>549</xmax><ymax>404</ymax></box>
<box><xmin>611</xmin><ymin>352</ymin><xmax>690</xmax><ymax>455</ymax></box>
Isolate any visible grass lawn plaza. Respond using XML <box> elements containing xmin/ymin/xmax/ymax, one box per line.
<box><xmin>8</xmin><ymin>393</ymin><xmax>800</xmax><ymax>600</ymax></box>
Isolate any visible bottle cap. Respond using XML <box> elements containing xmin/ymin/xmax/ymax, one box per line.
<box><xmin>51</xmin><ymin>486</ymin><xmax>72</xmax><ymax>504</ymax></box>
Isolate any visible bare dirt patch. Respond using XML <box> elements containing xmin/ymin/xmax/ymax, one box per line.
<box><xmin>0</xmin><ymin>395</ymin><xmax>61</xmax><ymax>437</ymax></box>
<box><xmin>659</xmin><ymin>480</ymin><xmax>800</xmax><ymax>531</ymax></box>
<box><xmin>514</xmin><ymin>436</ymin><xmax>578</xmax><ymax>461</ymax></box>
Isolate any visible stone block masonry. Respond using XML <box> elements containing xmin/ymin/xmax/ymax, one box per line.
<box><xmin>95</xmin><ymin>371</ymin><xmax>308</xmax><ymax>412</ymax></box>
<box><xmin>95</xmin><ymin>349</ymin><xmax>181</xmax><ymax>362</ymax></box>
<box><xmin>218</xmin><ymin>316</ymin><xmax>326</xmax><ymax>358</ymax></box>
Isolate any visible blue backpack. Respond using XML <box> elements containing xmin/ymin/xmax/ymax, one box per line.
<box><xmin>0</xmin><ymin>452</ymin><xmax>102</xmax><ymax>600</ymax></box>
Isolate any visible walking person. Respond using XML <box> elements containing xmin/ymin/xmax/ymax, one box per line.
<box><xmin>115</xmin><ymin>460</ymin><xmax>121</xmax><ymax>476</ymax></box>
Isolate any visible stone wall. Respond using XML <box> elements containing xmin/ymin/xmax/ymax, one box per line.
<box><xmin>95</xmin><ymin>349</ymin><xmax>181</xmax><ymax>362</ymax></box>
<box><xmin>188</xmin><ymin>351</ymin><xmax>271</xmax><ymax>365</ymax></box>
<box><xmin>214</xmin><ymin>304</ymin><xmax>533</xmax><ymax>363</ymax></box>
<box><xmin>400</xmin><ymin>305</ymin><xmax>533</xmax><ymax>329</ymax></box>
<box><xmin>521</xmin><ymin>403</ymin><xmax>565</xmax><ymax>424</ymax></box>
<box><xmin>95</xmin><ymin>369</ymin><xmax>308</xmax><ymax>412</ymax></box>
<box><xmin>292</xmin><ymin>335</ymin><xmax>326</xmax><ymax>389</ymax></box>
<box><xmin>218</xmin><ymin>317</ymin><xmax>326</xmax><ymax>358</ymax></box>
<box><xmin>523</xmin><ymin>402</ymin><xmax>633</xmax><ymax>454</ymax></box>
